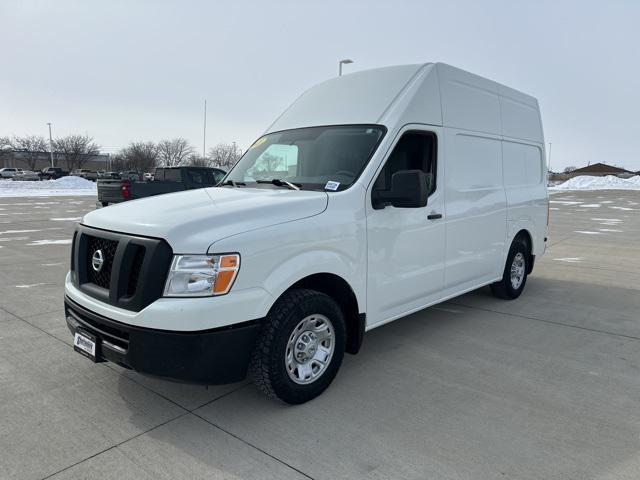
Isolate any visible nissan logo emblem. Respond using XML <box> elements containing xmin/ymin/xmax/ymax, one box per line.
<box><xmin>91</xmin><ymin>249</ymin><xmax>104</xmax><ymax>272</ymax></box>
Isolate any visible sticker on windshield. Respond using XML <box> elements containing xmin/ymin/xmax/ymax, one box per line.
<box><xmin>324</xmin><ymin>181</ymin><xmax>340</xmax><ymax>191</ymax></box>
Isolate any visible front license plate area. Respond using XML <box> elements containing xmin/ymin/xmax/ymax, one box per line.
<box><xmin>74</xmin><ymin>329</ymin><xmax>98</xmax><ymax>362</ymax></box>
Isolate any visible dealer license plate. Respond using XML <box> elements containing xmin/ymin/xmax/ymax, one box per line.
<box><xmin>74</xmin><ymin>330</ymin><xmax>97</xmax><ymax>361</ymax></box>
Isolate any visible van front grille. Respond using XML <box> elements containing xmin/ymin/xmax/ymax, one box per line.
<box><xmin>127</xmin><ymin>246</ymin><xmax>146</xmax><ymax>296</ymax></box>
<box><xmin>70</xmin><ymin>225</ymin><xmax>172</xmax><ymax>312</ymax></box>
<box><xmin>86</xmin><ymin>236</ymin><xmax>118</xmax><ymax>289</ymax></box>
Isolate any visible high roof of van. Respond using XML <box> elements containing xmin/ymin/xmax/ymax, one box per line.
<box><xmin>267</xmin><ymin>63</ymin><xmax>543</xmax><ymax>144</ymax></box>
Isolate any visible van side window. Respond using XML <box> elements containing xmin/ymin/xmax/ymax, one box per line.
<box><xmin>373</xmin><ymin>131</ymin><xmax>437</xmax><ymax>196</ymax></box>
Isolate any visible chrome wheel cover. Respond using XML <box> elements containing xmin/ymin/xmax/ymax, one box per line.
<box><xmin>510</xmin><ymin>252</ymin><xmax>526</xmax><ymax>290</ymax></box>
<box><xmin>285</xmin><ymin>314</ymin><xmax>335</xmax><ymax>385</ymax></box>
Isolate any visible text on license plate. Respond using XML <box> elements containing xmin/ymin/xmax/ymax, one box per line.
<box><xmin>74</xmin><ymin>332</ymin><xmax>96</xmax><ymax>357</ymax></box>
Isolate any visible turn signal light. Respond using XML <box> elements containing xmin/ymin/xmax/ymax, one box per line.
<box><xmin>213</xmin><ymin>254</ymin><xmax>241</xmax><ymax>294</ymax></box>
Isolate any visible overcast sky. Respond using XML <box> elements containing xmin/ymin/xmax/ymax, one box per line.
<box><xmin>2</xmin><ymin>0</ymin><xmax>639</xmax><ymax>171</ymax></box>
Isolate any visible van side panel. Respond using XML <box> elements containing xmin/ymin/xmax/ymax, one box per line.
<box><xmin>436</xmin><ymin>63</ymin><xmax>501</xmax><ymax>136</ymax></box>
<box><xmin>503</xmin><ymin>140</ymin><xmax>548</xmax><ymax>256</ymax></box>
<box><xmin>498</xmin><ymin>85</ymin><xmax>543</xmax><ymax>143</ymax></box>
<box><xmin>443</xmin><ymin>131</ymin><xmax>507</xmax><ymax>291</ymax></box>
<box><xmin>382</xmin><ymin>63</ymin><xmax>443</xmax><ymax>127</ymax></box>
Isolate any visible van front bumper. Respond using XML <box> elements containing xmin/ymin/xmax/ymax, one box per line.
<box><xmin>64</xmin><ymin>296</ymin><xmax>261</xmax><ymax>384</ymax></box>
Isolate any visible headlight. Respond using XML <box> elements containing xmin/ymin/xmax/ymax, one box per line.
<box><xmin>163</xmin><ymin>253</ymin><xmax>240</xmax><ymax>297</ymax></box>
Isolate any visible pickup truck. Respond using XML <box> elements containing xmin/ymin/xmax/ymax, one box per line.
<box><xmin>39</xmin><ymin>167</ymin><xmax>68</xmax><ymax>180</ymax></box>
<box><xmin>97</xmin><ymin>166</ymin><xmax>226</xmax><ymax>206</ymax></box>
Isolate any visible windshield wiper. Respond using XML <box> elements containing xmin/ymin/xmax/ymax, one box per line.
<box><xmin>256</xmin><ymin>178</ymin><xmax>301</xmax><ymax>190</ymax></box>
<box><xmin>221</xmin><ymin>179</ymin><xmax>246</xmax><ymax>187</ymax></box>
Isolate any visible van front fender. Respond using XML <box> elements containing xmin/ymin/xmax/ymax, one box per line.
<box><xmin>260</xmin><ymin>249</ymin><xmax>365</xmax><ymax>314</ymax></box>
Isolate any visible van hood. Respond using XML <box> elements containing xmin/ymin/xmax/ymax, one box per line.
<box><xmin>82</xmin><ymin>187</ymin><xmax>328</xmax><ymax>252</ymax></box>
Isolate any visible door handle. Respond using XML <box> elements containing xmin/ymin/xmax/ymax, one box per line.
<box><xmin>427</xmin><ymin>213</ymin><xmax>442</xmax><ymax>220</ymax></box>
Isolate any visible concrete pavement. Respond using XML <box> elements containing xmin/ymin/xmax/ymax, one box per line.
<box><xmin>0</xmin><ymin>191</ymin><xmax>638</xmax><ymax>480</ymax></box>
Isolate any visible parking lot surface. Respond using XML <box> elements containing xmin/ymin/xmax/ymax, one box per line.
<box><xmin>1</xmin><ymin>191</ymin><xmax>639</xmax><ymax>480</ymax></box>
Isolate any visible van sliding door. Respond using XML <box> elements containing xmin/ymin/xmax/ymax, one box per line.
<box><xmin>442</xmin><ymin>130</ymin><xmax>507</xmax><ymax>291</ymax></box>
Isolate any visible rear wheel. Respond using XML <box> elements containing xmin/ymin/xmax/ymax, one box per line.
<box><xmin>491</xmin><ymin>238</ymin><xmax>529</xmax><ymax>299</ymax></box>
<box><xmin>250</xmin><ymin>289</ymin><xmax>346</xmax><ymax>404</ymax></box>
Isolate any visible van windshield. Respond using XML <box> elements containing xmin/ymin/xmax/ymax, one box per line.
<box><xmin>225</xmin><ymin>125</ymin><xmax>385</xmax><ymax>191</ymax></box>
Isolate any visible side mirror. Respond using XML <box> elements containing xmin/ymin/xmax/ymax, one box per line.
<box><xmin>372</xmin><ymin>169</ymin><xmax>429</xmax><ymax>209</ymax></box>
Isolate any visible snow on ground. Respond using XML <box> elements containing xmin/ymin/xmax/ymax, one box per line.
<box><xmin>26</xmin><ymin>239</ymin><xmax>72</xmax><ymax>246</ymax></box>
<box><xmin>550</xmin><ymin>175</ymin><xmax>640</xmax><ymax>191</ymax></box>
<box><xmin>0</xmin><ymin>229</ymin><xmax>40</xmax><ymax>234</ymax></box>
<box><xmin>0</xmin><ymin>176</ymin><xmax>97</xmax><ymax>197</ymax></box>
<box><xmin>554</xmin><ymin>257</ymin><xmax>583</xmax><ymax>263</ymax></box>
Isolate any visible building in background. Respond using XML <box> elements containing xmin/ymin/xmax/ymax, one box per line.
<box><xmin>567</xmin><ymin>162</ymin><xmax>635</xmax><ymax>178</ymax></box>
<box><xmin>549</xmin><ymin>162</ymin><xmax>635</xmax><ymax>182</ymax></box>
<box><xmin>0</xmin><ymin>150</ymin><xmax>109</xmax><ymax>171</ymax></box>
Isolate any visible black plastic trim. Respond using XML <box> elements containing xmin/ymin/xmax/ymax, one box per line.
<box><xmin>65</xmin><ymin>296</ymin><xmax>262</xmax><ymax>384</ymax></box>
<box><xmin>73</xmin><ymin>224</ymin><xmax>173</xmax><ymax>312</ymax></box>
<box><xmin>346</xmin><ymin>313</ymin><xmax>366</xmax><ymax>355</ymax></box>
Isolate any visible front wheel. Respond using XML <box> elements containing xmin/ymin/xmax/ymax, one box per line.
<box><xmin>491</xmin><ymin>239</ymin><xmax>529</xmax><ymax>300</ymax></box>
<box><xmin>250</xmin><ymin>289</ymin><xmax>346</xmax><ymax>404</ymax></box>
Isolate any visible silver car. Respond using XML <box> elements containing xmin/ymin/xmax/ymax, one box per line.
<box><xmin>0</xmin><ymin>167</ymin><xmax>21</xmax><ymax>178</ymax></box>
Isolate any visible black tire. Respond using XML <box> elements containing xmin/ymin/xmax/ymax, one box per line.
<box><xmin>490</xmin><ymin>238</ymin><xmax>529</xmax><ymax>300</ymax></box>
<box><xmin>250</xmin><ymin>289</ymin><xmax>346</xmax><ymax>404</ymax></box>
<box><xmin>101</xmin><ymin>202</ymin><xmax>108</xmax><ymax>207</ymax></box>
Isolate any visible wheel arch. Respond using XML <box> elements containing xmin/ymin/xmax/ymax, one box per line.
<box><xmin>512</xmin><ymin>228</ymin><xmax>534</xmax><ymax>274</ymax></box>
<box><xmin>284</xmin><ymin>273</ymin><xmax>365</xmax><ymax>355</ymax></box>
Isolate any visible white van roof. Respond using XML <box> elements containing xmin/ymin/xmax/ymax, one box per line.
<box><xmin>267</xmin><ymin>62</ymin><xmax>543</xmax><ymax>144</ymax></box>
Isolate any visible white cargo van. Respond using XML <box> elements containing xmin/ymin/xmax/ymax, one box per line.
<box><xmin>65</xmin><ymin>63</ymin><xmax>548</xmax><ymax>404</ymax></box>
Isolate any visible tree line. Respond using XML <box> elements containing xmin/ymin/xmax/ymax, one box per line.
<box><xmin>111</xmin><ymin>139</ymin><xmax>242</xmax><ymax>172</ymax></box>
<box><xmin>0</xmin><ymin>134</ymin><xmax>100</xmax><ymax>171</ymax></box>
<box><xmin>0</xmin><ymin>134</ymin><xmax>242</xmax><ymax>172</ymax></box>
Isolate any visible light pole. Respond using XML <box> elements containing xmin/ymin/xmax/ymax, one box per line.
<box><xmin>339</xmin><ymin>59</ymin><xmax>353</xmax><ymax>76</ymax></box>
<box><xmin>203</xmin><ymin>99</ymin><xmax>207</xmax><ymax>160</ymax></box>
<box><xmin>548</xmin><ymin>141</ymin><xmax>552</xmax><ymax>173</ymax></box>
<box><xmin>46</xmin><ymin>122</ymin><xmax>54</xmax><ymax>167</ymax></box>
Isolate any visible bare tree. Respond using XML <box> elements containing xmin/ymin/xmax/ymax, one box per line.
<box><xmin>109</xmin><ymin>153</ymin><xmax>128</xmax><ymax>172</ymax></box>
<box><xmin>0</xmin><ymin>136</ymin><xmax>11</xmax><ymax>151</ymax></box>
<box><xmin>0</xmin><ymin>136</ymin><xmax>13</xmax><ymax>166</ymax></box>
<box><xmin>54</xmin><ymin>134</ymin><xmax>101</xmax><ymax>171</ymax></box>
<box><xmin>188</xmin><ymin>154</ymin><xmax>209</xmax><ymax>167</ymax></box>
<box><xmin>248</xmin><ymin>152</ymin><xmax>282</xmax><ymax>179</ymax></box>
<box><xmin>156</xmin><ymin>138</ymin><xmax>193</xmax><ymax>167</ymax></box>
<box><xmin>116</xmin><ymin>142</ymin><xmax>158</xmax><ymax>172</ymax></box>
<box><xmin>208</xmin><ymin>142</ymin><xmax>242</xmax><ymax>169</ymax></box>
<box><xmin>563</xmin><ymin>166</ymin><xmax>577</xmax><ymax>174</ymax></box>
<box><xmin>10</xmin><ymin>135</ymin><xmax>48</xmax><ymax>170</ymax></box>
